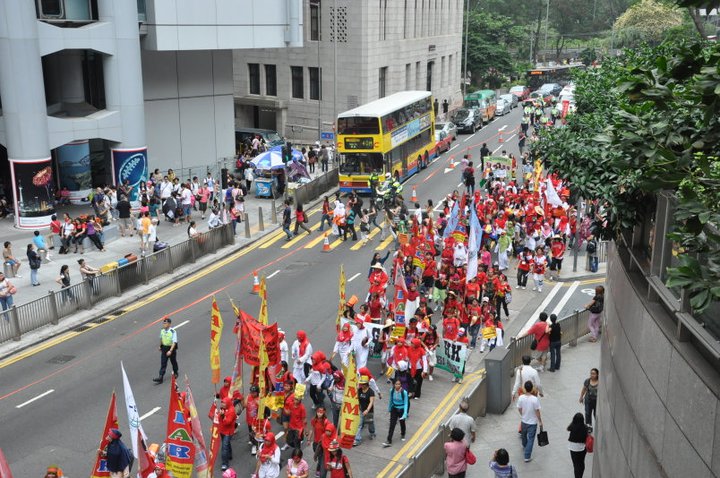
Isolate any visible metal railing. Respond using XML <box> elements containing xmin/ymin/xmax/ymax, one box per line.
<box><xmin>393</xmin><ymin>309</ymin><xmax>590</xmax><ymax>477</ymax></box>
<box><xmin>0</xmin><ymin>224</ymin><xmax>235</xmax><ymax>344</ymax></box>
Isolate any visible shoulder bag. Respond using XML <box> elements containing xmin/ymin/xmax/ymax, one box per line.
<box><xmin>465</xmin><ymin>447</ymin><xmax>477</xmax><ymax>465</ymax></box>
<box><xmin>537</xmin><ymin>426</ymin><xmax>549</xmax><ymax>446</ymax></box>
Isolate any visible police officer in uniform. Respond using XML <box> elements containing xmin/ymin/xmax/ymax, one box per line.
<box><xmin>153</xmin><ymin>316</ymin><xmax>178</xmax><ymax>383</ymax></box>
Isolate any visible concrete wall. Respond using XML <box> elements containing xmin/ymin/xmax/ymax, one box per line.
<box><xmin>142</xmin><ymin>49</ymin><xmax>235</xmax><ymax>175</ymax></box>
<box><xmin>595</xmin><ymin>246</ymin><xmax>720</xmax><ymax>477</ymax></box>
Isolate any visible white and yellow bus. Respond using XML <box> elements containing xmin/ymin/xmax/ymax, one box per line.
<box><xmin>337</xmin><ymin>91</ymin><xmax>435</xmax><ymax>194</ymax></box>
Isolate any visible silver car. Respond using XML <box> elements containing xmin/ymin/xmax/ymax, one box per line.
<box><xmin>500</xmin><ymin>93</ymin><xmax>518</xmax><ymax>109</ymax></box>
<box><xmin>435</xmin><ymin>121</ymin><xmax>457</xmax><ymax>141</ymax></box>
<box><xmin>496</xmin><ymin>98</ymin><xmax>511</xmax><ymax>116</ymax></box>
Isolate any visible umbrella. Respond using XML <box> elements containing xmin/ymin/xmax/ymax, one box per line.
<box><xmin>251</xmin><ymin>146</ymin><xmax>303</xmax><ymax>170</ymax></box>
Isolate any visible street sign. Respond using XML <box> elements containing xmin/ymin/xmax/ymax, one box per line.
<box><xmin>320</xmin><ymin>132</ymin><xmax>335</xmax><ymax>141</ymax></box>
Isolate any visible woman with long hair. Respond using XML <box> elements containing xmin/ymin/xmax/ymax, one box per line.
<box><xmin>585</xmin><ymin>285</ymin><xmax>605</xmax><ymax>342</ymax></box>
<box><xmin>567</xmin><ymin>412</ymin><xmax>589</xmax><ymax>477</ymax></box>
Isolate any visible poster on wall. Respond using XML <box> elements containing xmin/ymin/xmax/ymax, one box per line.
<box><xmin>112</xmin><ymin>148</ymin><xmax>148</xmax><ymax>208</ymax></box>
<box><xmin>56</xmin><ymin>140</ymin><xmax>92</xmax><ymax>205</ymax></box>
<box><xmin>10</xmin><ymin>158</ymin><xmax>56</xmax><ymax>229</ymax></box>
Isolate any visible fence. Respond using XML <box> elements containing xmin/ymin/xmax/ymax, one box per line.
<box><xmin>287</xmin><ymin>169</ymin><xmax>339</xmax><ymax>207</ymax></box>
<box><xmin>393</xmin><ymin>309</ymin><xmax>590</xmax><ymax>477</ymax></box>
<box><xmin>0</xmin><ymin>224</ymin><xmax>236</xmax><ymax>344</ymax></box>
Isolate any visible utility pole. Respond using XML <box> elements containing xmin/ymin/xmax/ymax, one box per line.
<box><xmin>529</xmin><ymin>34</ymin><xmax>534</xmax><ymax>64</ymax></box>
<box><xmin>333</xmin><ymin>0</ymin><xmax>337</xmax><ymax>129</ymax></box>
<box><xmin>462</xmin><ymin>0</ymin><xmax>470</xmax><ymax>97</ymax></box>
<box><xmin>544</xmin><ymin>0</ymin><xmax>550</xmax><ymax>59</ymax></box>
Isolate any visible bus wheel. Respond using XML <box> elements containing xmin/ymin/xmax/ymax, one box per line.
<box><xmin>423</xmin><ymin>152</ymin><xmax>429</xmax><ymax>169</ymax></box>
<box><xmin>417</xmin><ymin>155</ymin><xmax>423</xmax><ymax>169</ymax></box>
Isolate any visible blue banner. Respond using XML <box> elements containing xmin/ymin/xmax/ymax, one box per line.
<box><xmin>57</xmin><ymin>140</ymin><xmax>92</xmax><ymax>204</ymax></box>
<box><xmin>112</xmin><ymin>148</ymin><xmax>148</xmax><ymax>206</ymax></box>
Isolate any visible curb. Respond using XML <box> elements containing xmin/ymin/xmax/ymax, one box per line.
<box><xmin>0</xmin><ymin>188</ymin><xmax>337</xmax><ymax>363</ymax></box>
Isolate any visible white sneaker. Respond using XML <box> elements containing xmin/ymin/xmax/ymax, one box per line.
<box><xmin>251</xmin><ymin>445</ymin><xmax>257</xmax><ymax>455</ymax></box>
<box><xmin>281</xmin><ymin>444</ymin><xmax>290</xmax><ymax>451</ymax></box>
<box><xmin>532</xmin><ymin>287</ymin><xmax>537</xmax><ymax>291</ymax></box>
<box><xmin>428</xmin><ymin>375</ymin><xmax>434</xmax><ymax>381</ymax></box>
<box><xmin>538</xmin><ymin>288</ymin><xmax>543</xmax><ymax>293</ymax></box>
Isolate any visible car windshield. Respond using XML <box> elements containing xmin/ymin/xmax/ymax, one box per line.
<box><xmin>500</xmin><ymin>95</ymin><xmax>512</xmax><ymax>102</ymax></box>
<box><xmin>436</xmin><ymin>122</ymin><xmax>447</xmax><ymax>130</ymax></box>
<box><xmin>453</xmin><ymin>109</ymin><xmax>470</xmax><ymax>121</ymax></box>
<box><xmin>265</xmin><ymin>131</ymin><xmax>284</xmax><ymax>146</ymax></box>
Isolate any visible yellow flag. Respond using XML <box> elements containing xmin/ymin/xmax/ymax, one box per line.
<box><xmin>257</xmin><ymin>330</ymin><xmax>269</xmax><ymax>420</ymax></box>
<box><xmin>258</xmin><ymin>277</ymin><xmax>268</xmax><ymax>326</ymax></box>
<box><xmin>210</xmin><ymin>297</ymin><xmax>223</xmax><ymax>384</ymax></box>
<box><xmin>337</xmin><ymin>264</ymin><xmax>346</xmax><ymax>329</ymax></box>
<box><xmin>338</xmin><ymin>353</ymin><xmax>359</xmax><ymax>448</ymax></box>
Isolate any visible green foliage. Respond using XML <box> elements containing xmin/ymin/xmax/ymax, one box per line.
<box><xmin>579</xmin><ymin>48</ymin><xmax>598</xmax><ymax>66</ymax></box>
<box><xmin>614</xmin><ymin>0</ymin><xmax>685</xmax><ymax>47</ymax></box>
<box><xmin>534</xmin><ymin>40</ymin><xmax>720</xmax><ymax>313</ymax></box>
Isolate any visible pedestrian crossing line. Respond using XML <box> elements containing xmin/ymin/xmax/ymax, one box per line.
<box><xmin>551</xmin><ymin>281</ymin><xmax>580</xmax><ymax>316</ymax></box>
<box><xmin>280</xmin><ymin>222</ymin><xmax>322</xmax><ymax>249</ymax></box>
<box><xmin>329</xmin><ymin>236</ymin><xmax>345</xmax><ymax>250</ymax></box>
<box><xmin>305</xmin><ymin>230</ymin><xmax>333</xmax><ymax>249</ymax></box>
<box><xmin>259</xmin><ymin>209</ymin><xmax>322</xmax><ymax>249</ymax></box>
<box><xmin>375</xmin><ymin>235</ymin><xmax>394</xmax><ymax>251</ymax></box>
<box><xmin>350</xmin><ymin>227</ymin><xmax>382</xmax><ymax>250</ymax></box>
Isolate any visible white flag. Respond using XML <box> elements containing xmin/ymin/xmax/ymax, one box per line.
<box><xmin>545</xmin><ymin>178</ymin><xmax>563</xmax><ymax>207</ymax></box>
<box><xmin>121</xmin><ymin>361</ymin><xmax>148</xmax><ymax>459</ymax></box>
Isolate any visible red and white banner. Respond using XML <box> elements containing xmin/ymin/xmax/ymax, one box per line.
<box><xmin>90</xmin><ymin>392</ymin><xmax>119</xmax><ymax>478</ymax></box>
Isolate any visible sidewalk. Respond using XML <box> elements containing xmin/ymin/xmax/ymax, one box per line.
<box><xmin>461</xmin><ymin>340</ymin><xmax>600</xmax><ymax>478</ymax></box>
<box><xmin>0</xmin><ymin>167</ymin><xmax>337</xmax><ymax>308</ymax></box>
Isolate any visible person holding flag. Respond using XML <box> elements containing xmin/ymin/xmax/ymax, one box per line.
<box><xmin>219</xmin><ymin>397</ymin><xmax>237</xmax><ymax>471</ymax></box>
<box><xmin>98</xmin><ymin>429</ymin><xmax>133</xmax><ymax>478</ymax></box>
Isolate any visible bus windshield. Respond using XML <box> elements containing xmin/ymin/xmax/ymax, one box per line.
<box><xmin>339</xmin><ymin>153</ymin><xmax>384</xmax><ymax>174</ymax></box>
<box><xmin>337</xmin><ymin>117</ymin><xmax>380</xmax><ymax>135</ymax></box>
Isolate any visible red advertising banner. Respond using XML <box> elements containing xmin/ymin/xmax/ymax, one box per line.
<box><xmin>207</xmin><ymin>406</ymin><xmax>221</xmax><ymax>474</ymax></box>
<box><xmin>239</xmin><ymin>310</ymin><xmax>280</xmax><ymax>366</ymax></box>
<box><xmin>165</xmin><ymin>376</ymin><xmax>195</xmax><ymax>478</ymax></box>
<box><xmin>90</xmin><ymin>392</ymin><xmax>119</xmax><ymax>478</ymax></box>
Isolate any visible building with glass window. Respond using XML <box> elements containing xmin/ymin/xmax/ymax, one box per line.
<box><xmin>0</xmin><ymin>0</ymin><xmax>302</xmax><ymax>228</ymax></box>
<box><xmin>233</xmin><ymin>0</ymin><xmax>463</xmax><ymax>144</ymax></box>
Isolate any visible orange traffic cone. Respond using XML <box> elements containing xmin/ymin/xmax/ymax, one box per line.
<box><xmin>411</xmin><ymin>185</ymin><xmax>417</xmax><ymax>202</ymax></box>
<box><xmin>322</xmin><ymin>232</ymin><xmax>331</xmax><ymax>252</ymax></box>
<box><xmin>250</xmin><ymin>270</ymin><xmax>260</xmax><ymax>294</ymax></box>
<box><xmin>498</xmin><ymin>131</ymin><xmax>504</xmax><ymax>143</ymax></box>
<box><xmin>448</xmin><ymin>156</ymin><xmax>456</xmax><ymax>169</ymax></box>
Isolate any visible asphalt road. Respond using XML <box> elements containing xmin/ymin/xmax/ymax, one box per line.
<box><xmin>0</xmin><ymin>105</ymin><xmax>530</xmax><ymax>476</ymax></box>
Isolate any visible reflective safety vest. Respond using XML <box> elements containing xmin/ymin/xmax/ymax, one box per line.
<box><xmin>160</xmin><ymin>328</ymin><xmax>175</xmax><ymax>346</ymax></box>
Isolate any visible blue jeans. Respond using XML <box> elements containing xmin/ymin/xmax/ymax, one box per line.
<box><xmin>282</xmin><ymin>224</ymin><xmax>293</xmax><ymax>239</ymax></box>
<box><xmin>469</xmin><ymin>323</ymin><xmax>481</xmax><ymax>348</ymax></box>
<box><xmin>520</xmin><ymin>422</ymin><xmax>537</xmax><ymax>460</ymax></box>
<box><xmin>221</xmin><ymin>433</ymin><xmax>232</xmax><ymax>466</ymax></box>
<box><xmin>355</xmin><ymin>412</ymin><xmax>375</xmax><ymax>442</ymax></box>
<box><xmin>589</xmin><ymin>256</ymin><xmax>598</xmax><ymax>273</ymax></box>
<box><xmin>549</xmin><ymin>340</ymin><xmax>561</xmax><ymax>370</ymax></box>
<box><xmin>319</xmin><ymin>214</ymin><xmax>332</xmax><ymax>231</ymax></box>
<box><xmin>30</xmin><ymin>268</ymin><xmax>39</xmax><ymax>285</ymax></box>
<box><xmin>0</xmin><ymin>295</ymin><xmax>13</xmax><ymax>320</ymax></box>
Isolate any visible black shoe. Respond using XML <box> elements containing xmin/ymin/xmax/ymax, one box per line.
<box><xmin>153</xmin><ymin>377</ymin><xmax>163</xmax><ymax>383</ymax></box>
<box><xmin>547</xmin><ymin>369</ymin><xmax>555</xmax><ymax>372</ymax></box>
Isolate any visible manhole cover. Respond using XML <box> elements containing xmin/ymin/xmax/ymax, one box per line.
<box><xmin>47</xmin><ymin>354</ymin><xmax>75</xmax><ymax>364</ymax></box>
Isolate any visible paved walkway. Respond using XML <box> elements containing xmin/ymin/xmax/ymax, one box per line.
<box><xmin>459</xmin><ymin>340</ymin><xmax>600</xmax><ymax>478</ymax></box>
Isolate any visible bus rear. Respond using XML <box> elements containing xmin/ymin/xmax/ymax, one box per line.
<box><xmin>337</xmin><ymin>116</ymin><xmax>384</xmax><ymax>194</ymax></box>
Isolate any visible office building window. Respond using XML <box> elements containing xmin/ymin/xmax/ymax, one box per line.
<box><xmin>265</xmin><ymin>64</ymin><xmax>277</xmax><ymax>96</ymax></box>
<box><xmin>309</xmin><ymin>67</ymin><xmax>322</xmax><ymax>100</ymax></box>
<box><xmin>426</xmin><ymin>61</ymin><xmax>434</xmax><ymax>91</ymax></box>
<box><xmin>414</xmin><ymin>0</ymin><xmax>419</xmax><ymax>38</ymax></box>
<box><xmin>379</xmin><ymin>0</ymin><xmax>387</xmax><ymax>40</ymax></box>
<box><xmin>405</xmin><ymin>63</ymin><xmax>411</xmax><ymax>90</ymax></box>
<box><xmin>379</xmin><ymin>67</ymin><xmax>388</xmax><ymax>98</ymax></box>
<box><xmin>310</xmin><ymin>0</ymin><xmax>321</xmax><ymax>41</ymax></box>
<box><xmin>416</xmin><ymin>61</ymin><xmax>421</xmax><ymax>89</ymax></box>
<box><xmin>291</xmin><ymin>66</ymin><xmax>304</xmax><ymax>98</ymax></box>
<box><xmin>441</xmin><ymin>56</ymin><xmax>446</xmax><ymax>86</ymax></box>
<box><xmin>248</xmin><ymin>63</ymin><xmax>260</xmax><ymax>95</ymax></box>
<box><xmin>403</xmin><ymin>0</ymin><xmax>408</xmax><ymax>39</ymax></box>
<box><xmin>448</xmin><ymin>54</ymin><xmax>453</xmax><ymax>87</ymax></box>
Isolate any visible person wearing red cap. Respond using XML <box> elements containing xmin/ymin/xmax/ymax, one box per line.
<box><xmin>98</xmin><ymin>428</ymin><xmax>132</xmax><ymax>478</ymax></box>
<box><xmin>219</xmin><ymin>397</ymin><xmax>237</xmax><ymax>471</ymax></box>
<box><xmin>44</xmin><ymin>465</ymin><xmax>65</xmax><ymax>478</ymax></box>
<box><xmin>326</xmin><ymin>440</ymin><xmax>353</xmax><ymax>478</ymax></box>
<box><xmin>148</xmin><ymin>462</ymin><xmax>166</xmax><ymax>478</ymax></box>
<box><xmin>218</xmin><ymin>376</ymin><xmax>232</xmax><ymax>400</ymax></box>
<box><xmin>254</xmin><ymin>432</ymin><xmax>281</xmax><ymax>478</ymax></box>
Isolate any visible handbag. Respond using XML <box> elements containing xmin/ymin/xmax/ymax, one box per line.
<box><xmin>537</xmin><ymin>427</ymin><xmax>549</xmax><ymax>446</ymax></box>
<box><xmin>505</xmin><ymin>291</ymin><xmax>513</xmax><ymax>304</ymax></box>
<box><xmin>530</xmin><ymin>331</ymin><xmax>547</xmax><ymax>350</ymax></box>
<box><xmin>464</xmin><ymin>447</ymin><xmax>477</xmax><ymax>465</ymax></box>
<box><xmin>585</xmin><ymin>434</ymin><xmax>594</xmax><ymax>453</ymax></box>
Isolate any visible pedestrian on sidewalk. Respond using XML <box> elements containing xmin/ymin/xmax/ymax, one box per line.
<box><xmin>579</xmin><ymin>368</ymin><xmax>599</xmax><ymax>427</ymax></box>
<box><xmin>548</xmin><ymin>313</ymin><xmax>562</xmax><ymax>372</ymax></box>
<box><xmin>117</xmin><ymin>195</ymin><xmax>134</xmax><ymax>237</ymax></box>
<box><xmin>56</xmin><ymin>265</ymin><xmax>74</xmax><ymax>303</ymax></box>
<box><xmin>586</xmin><ymin>235</ymin><xmax>599</xmax><ymax>272</ymax></box>
<box><xmin>48</xmin><ymin>215</ymin><xmax>61</xmax><ymax>249</ymax></box>
<box><xmin>517</xmin><ymin>381</ymin><xmax>543</xmax><ymax>462</ymax></box>
<box><xmin>86</xmin><ymin>217</ymin><xmax>106</xmax><ymax>252</ymax></box>
<box><xmin>446</xmin><ymin>400</ymin><xmax>476</xmax><ymax>447</ymax></box>
<box><xmin>26</xmin><ymin>244</ymin><xmax>41</xmax><ymax>286</ymax></box>
<box><xmin>3</xmin><ymin>241</ymin><xmax>21</xmax><ymax>277</ymax></box>
<box><xmin>153</xmin><ymin>316</ymin><xmax>178</xmax><ymax>383</ymax></box>
<box><xmin>512</xmin><ymin>355</ymin><xmax>543</xmax><ymax>400</ymax></box>
<box><xmin>488</xmin><ymin>448</ymin><xmax>517</xmax><ymax>478</ymax></box>
<box><xmin>516</xmin><ymin>312</ymin><xmax>551</xmax><ymax>371</ymax></box>
<box><xmin>382</xmin><ymin>379</ymin><xmax>409</xmax><ymax>448</ymax></box>
<box><xmin>584</xmin><ymin>286</ymin><xmax>604</xmax><ymax>342</ymax></box>
<box><xmin>33</xmin><ymin>230</ymin><xmax>50</xmax><ymax>261</ymax></box>
<box><xmin>282</xmin><ymin>200</ymin><xmax>293</xmax><ymax>241</ymax></box>
<box><xmin>78</xmin><ymin>258</ymin><xmax>100</xmax><ymax>294</ymax></box>
<box><xmin>444</xmin><ymin>428</ymin><xmax>469</xmax><ymax>478</ymax></box>
<box><xmin>0</xmin><ymin>271</ymin><xmax>17</xmax><ymax>319</ymax></box>
<box><xmin>567</xmin><ymin>412</ymin><xmax>588</xmax><ymax>478</ymax></box>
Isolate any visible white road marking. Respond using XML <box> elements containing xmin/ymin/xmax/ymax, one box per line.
<box><xmin>457</xmin><ymin>182</ymin><xmax>463</xmax><ymax>188</ymax></box>
<box><xmin>498</xmin><ymin>124</ymin><xmax>508</xmax><ymax>131</ymax></box>
<box><xmin>463</xmin><ymin>133</ymin><xmax>476</xmax><ymax>142</ymax></box>
<box><xmin>348</xmin><ymin>272</ymin><xmax>362</xmax><ymax>282</ymax></box>
<box><xmin>492</xmin><ymin>144</ymin><xmax>505</xmax><ymax>154</ymax></box>
<box><xmin>267</xmin><ymin>269</ymin><xmax>281</xmax><ymax>279</ymax></box>
<box><xmin>140</xmin><ymin>406</ymin><xmax>162</xmax><ymax>421</ymax></box>
<box><xmin>16</xmin><ymin>389</ymin><xmax>55</xmax><ymax>409</ymax></box>
<box><xmin>276</xmin><ymin>431</ymin><xmax>285</xmax><ymax>439</ymax></box>
<box><xmin>449</xmin><ymin>144</ymin><xmax>458</xmax><ymax>152</ymax></box>
<box><xmin>444</xmin><ymin>168</ymin><xmax>455</xmax><ymax>174</ymax></box>
<box><xmin>581</xmin><ymin>288</ymin><xmax>596</xmax><ymax>297</ymax></box>
<box><xmin>174</xmin><ymin>320</ymin><xmax>190</xmax><ymax>329</ymax></box>
<box><xmin>518</xmin><ymin>283</ymin><xmax>564</xmax><ymax>337</ymax></box>
<box><xmin>551</xmin><ymin>281</ymin><xmax>580</xmax><ymax>316</ymax></box>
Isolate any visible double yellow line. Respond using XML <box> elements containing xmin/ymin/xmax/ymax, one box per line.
<box><xmin>377</xmin><ymin>368</ymin><xmax>485</xmax><ymax>478</ymax></box>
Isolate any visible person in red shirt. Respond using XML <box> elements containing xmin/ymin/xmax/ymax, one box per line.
<box><xmin>465</xmin><ymin>276</ymin><xmax>480</xmax><ymax>303</ymax></box>
<box><xmin>218</xmin><ymin>397</ymin><xmax>237</xmax><ymax>471</ymax></box>
<box><xmin>286</xmin><ymin>395</ymin><xmax>307</xmax><ymax>450</ymax></box>
<box><xmin>218</xmin><ymin>376</ymin><xmax>232</xmax><ymax>400</ymax></box>
<box><xmin>493</xmin><ymin>274</ymin><xmax>512</xmax><ymax>320</ymax></box>
<box><xmin>443</xmin><ymin>311</ymin><xmax>461</xmax><ymax>341</ymax></box>
<box><xmin>466</xmin><ymin>298</ymin><xmax>482</xmax><ymax>349</ymax></box>
<box><xmin>244</xmin><ymin>385</ymin><xmax>260</xmax><ymax>455</ymax></box>
<box><xmin>421</xmin><ymin>253</ymin><xmax>437</xmax><ymax>298</ymax></box>
<box><xmin>326</xmin><ymin>440</ymin><xmax>353</xmax><ymax>478</ymax></box>
<box><xmin>532</xmin><ymin>247</ymin><xmax>548</xmax><ymax>292</ymax></box>
<box><xmin>368</xmin><ymin>292</ymin><xmax>386</xmax><ymax>322</ymax></box>
<box><xmin>517</xmin><ymin>312</ymin><xmax>551</xmax><ymax>371</ymax></box>
<box><xmin>516</xmin><ymin>246</ymin><xmax>533</xmax><ymax>289</ymax></box>
<box><xmin>308</xmin><ymin>405</ymin><xmax>330</xmax><ymax>456</ymax></box>
<box><xmin>549</xmin><ymin>235</ymin><xmax>566</xmax><ymax>281</ymax></box>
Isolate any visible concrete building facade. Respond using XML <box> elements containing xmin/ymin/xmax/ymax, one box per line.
<box><xmin>233</xmin><ymin>0</ymin><xmax>464</xmax><ymax>145</ymax></box>
<box><xmin>0</xmin><ymin>0</ymin><xmax>302</xmax><ymax>228</ymax></box>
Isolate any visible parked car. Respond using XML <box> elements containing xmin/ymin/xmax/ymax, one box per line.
<box><xmin>451</xmin><ymin>108</ymin><xmax>483</xmax><ymax>133</ymax></box>
<box><xmin>495</xmin><ymin>98</ymin><xmax>511</xmax><ymax>116</ymax></box>
<box><xmin>435</xmin><ymin>121</ymin><xmax>458</xmax><ymax>141</ymax></box>
<box><xmin>539</xmin><ymin>82</ymin><xmax>563</xmax><ymax>96</ymax></box>
<box><xmin>433</xmin><ymin>130</ymin><xmax>452</xmax><ymax>156</ymax></box>
<box><xmin>509</xmin><ymin>85</ymin><xmax>530</xmax><ymax>100</ymax></box>
<box><xmin>499</xmin><ymin>93</ymin><xmax>518</xmax><ymax>109</ymax></box>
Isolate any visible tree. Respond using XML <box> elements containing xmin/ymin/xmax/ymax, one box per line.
<box><xmin>613</xmin><ymin>0</ymin><xmax>685</xmax><ymax>46</ymax></box>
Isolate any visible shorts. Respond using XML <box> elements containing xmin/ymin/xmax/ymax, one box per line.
<box><xmin>532</xmin><ymin>349</ymin><xmax>548</xmax><ymax>362</ymax></box>
<box><xmin>4</xmin><ymin>259</ymin><xmax>17</xmax><ymax>266</ymax></box>
<box><xmin>183</xmin><ymin>205</ymin><xmax>192</xmax><ymax>216</ymax></box>
<box><xmin>119</xmin><ymin>217</ymin><xmax>133</xmax><ymax>230</ymax></box>
<box><xmin>549</xmin><ymin>258</ymin><xmax>563</xmax><ymax>271</ymax></box>
<box><xmin>199</xmin><ymin>202</ymin><xmax>208</xmax><ymax>212</ymax></box>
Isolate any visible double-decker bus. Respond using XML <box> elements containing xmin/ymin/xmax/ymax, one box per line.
<box><xmin>526</xmin><ymin>63</ymin><xmax>585</xmax><ymax>90</ymax></box>
<box><xmin>337</xmin><ymin>91</ymin><xmax>435</xmax><ymax>194</ymax></box>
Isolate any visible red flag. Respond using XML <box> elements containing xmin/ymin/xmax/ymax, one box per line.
<box><xmin>90</xmin><ymin>392</ymin><xmax>119</xmax><ymax>478</ymax></box>
<box><xmin>239</xmin><ymin>310</ymin><xmax>280</xmax><ymax>366</ymax></box>
<box><xmin>137</xmin><ymin>429</ymin><xmax>156</xmax><ymax>478</ymax></box>
<box><xmin>184</xmin><ymin>379</ymin><xmax>210</xmax><ymax>478</ymax></box>
<box><xmin>207</xmin><ymin>405</ymin><xmax>221</xmax><ymax>474</ymax></box>
<box><xmin>165</xmin><ymin>376</ymin><xmax>195</xmax><ymax>478</ymax></box>
<box><xmin>0</xmin><ymin>447</ymin><xmax>14</xmax><ymax>478</ymax></box>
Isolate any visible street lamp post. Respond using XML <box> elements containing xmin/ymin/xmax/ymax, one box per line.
<box><xmin>462</xmin><ymin>0</ymin><xmax>470</xmax><ymax>97</ymax></box>
<box><xmin>544</xmin><ymin>0</ymin><xmax>550</xmax><ymax>59</ymax></box>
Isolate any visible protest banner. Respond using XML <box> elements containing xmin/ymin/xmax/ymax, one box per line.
<box><xmin>435</xmin><ymin>338</ymin><xmax>468</xmax><ymax>380</ymax></box>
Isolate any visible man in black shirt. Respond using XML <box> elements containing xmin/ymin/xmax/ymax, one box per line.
<box><xmin>282</xmin><ymin>199</ymin><xmax>293</xmax><ymax>241</ymax></box>
<box><xmin>354</xmin><ymin>375</ymin><xmax>376</xmax><ymax>446</ymax></box>
<box><xmin>548</xmin><ymin>313</ymin><xmax>562</xmax><ymax>372</ymax></box>
<box><xmin>116</xmin><ymin>195</ymin><xmax>133</xmax><ymax>237</ymax></box>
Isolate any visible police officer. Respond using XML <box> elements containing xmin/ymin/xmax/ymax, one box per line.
<box><xmin>153</xmin><ymin>316</ymin><xmax>178</xmax><ymax>384</ymax></box>
<box><xmin>368</xmin><ymin>171</ymin><xmax>380</xmax><ymax>199</ymax></box>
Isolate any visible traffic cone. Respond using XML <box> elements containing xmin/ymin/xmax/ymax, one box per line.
<box><xmin>411</xmin><ymin>185</ymin><xmax>417</xmax><ymax>202</ymax></box>
<box><xmin>448</xmin><ymin>156</ymin><xmax>456</xmax><ymax>169</ymax></box>
<box><xmin>322</xmin><ymin>232</ymin><xmax>331</xmax><ymax>252</ymax></box>
<box><xmin>250</xmin><ymin>270</ymin><xmax>260</xmax><ymax>294</ymax></box>
<box><xmin>498</xmin><ymin>131</ymin><xmax>504</xmax><ymax>143</ymax></box>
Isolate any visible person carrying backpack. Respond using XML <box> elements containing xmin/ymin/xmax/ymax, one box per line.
<box><xmin>586</xmin><ymin>234</ymin><xmax>598</xmax><ymax>272</ymax></box>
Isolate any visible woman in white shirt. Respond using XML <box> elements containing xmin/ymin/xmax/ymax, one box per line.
<box><xmin>254</xmin><ymin>432</ymin><xmax>281</xmax><ymax>478</ymax></box>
